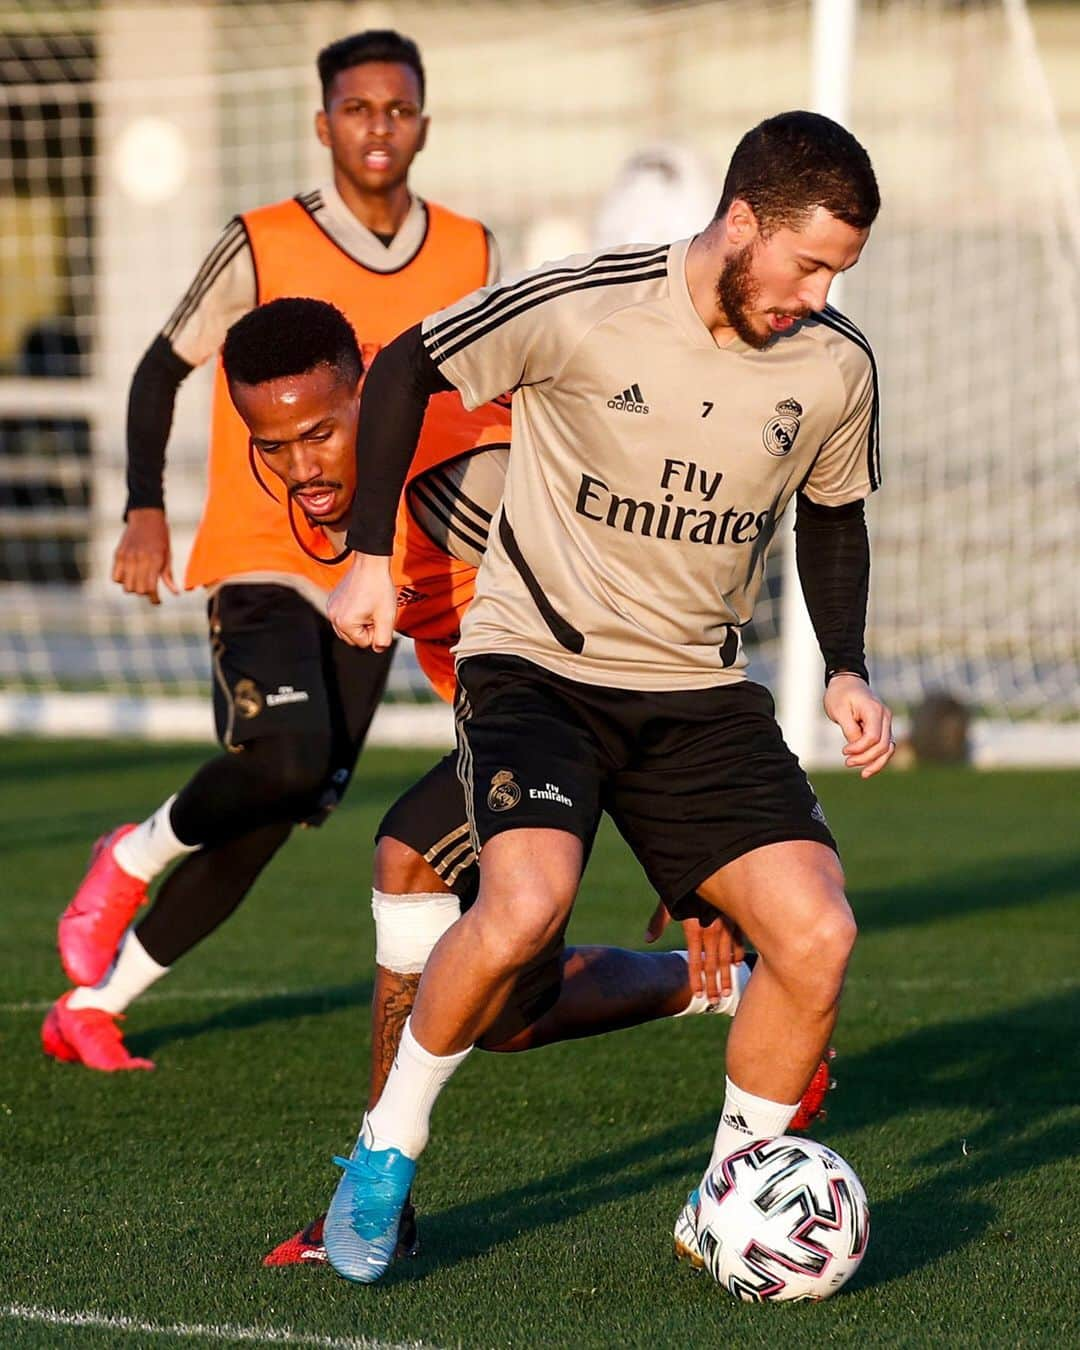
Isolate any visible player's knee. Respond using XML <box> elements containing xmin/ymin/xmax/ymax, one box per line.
<box><xmin>373</xmin><ymin>834</ymin><xmax>446</xmax><ymax>894</ymax></box>
<box><xmin>372</xmin><ymin>886</ymin><xmax>460</xmax><ymax>976</ymax></box>
<box><xmin>780</xmin><ymin>895</ymin><xmax>857</xmax><ymax>1009</ymax></box>
<box><xmin>474</xmin><ymin>888</ymin><xmax>566</xmax><ymax>966</ymax></box>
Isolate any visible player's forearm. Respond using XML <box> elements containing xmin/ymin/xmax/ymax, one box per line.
<box><xmin>345</xmin><ymin>324</ymin><xmax>453</xmax><ymax>554</ymax></box>
<box><xmin>125</xmin><ymin>335</ymin><xmax>194</xmax><ymax>515</ymax></box>
<box><xmin>794</xmin><ymin>492</ymin><xmax>870</xmax><ymax>685</ymax></box>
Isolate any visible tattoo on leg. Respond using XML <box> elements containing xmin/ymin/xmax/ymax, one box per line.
<box><xmin>377</xmin><ymin>970</ymin><xmax>421</xmax><ymax>1086</ymax></box>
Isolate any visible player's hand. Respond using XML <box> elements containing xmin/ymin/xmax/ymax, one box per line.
<box><xmin>327</xmin><ymin>552</ymin><xmax>396</xmax><ymax>651</ymax></box>
<box><xmin>824</xmin><ymin>673</ymin><xmax>895</xmax><ymax>778</ymax></box>
<box><xmin>645</xmin><ymin>898</ymin><xmax>744</xmax><ymax>1004</ymax></box>
<box><xmin>112</xmin><ymin>508</ymin><xmax>178</xmax><ymax>605</ymax></box>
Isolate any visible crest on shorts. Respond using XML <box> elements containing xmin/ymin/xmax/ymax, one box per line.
<box><xmin>487</xmin><ymin>769</ymin><xmax>521</xmax><ymax>813</ymax></box>
<box><xmin>233</xmin><ymin>678</ymin><xmax>263</xmax><ymax>719</ymax></box>
<box><xmin>762</xmin><ymin>397</ymin><xmax>803</xmax><ymax>457</ymax></box>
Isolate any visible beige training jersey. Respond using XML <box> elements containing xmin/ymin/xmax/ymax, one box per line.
<box><xmin>422</xmin><ymin>237</ymin><xmax>879</xmax><ymax>692</ymax></box>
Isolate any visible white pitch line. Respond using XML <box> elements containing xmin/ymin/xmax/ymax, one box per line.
<box><xmin>1</xmin><ymin>986</ymin><xmax>329</xmax><ymax>1014</ymax></box>
<box><xmin>2</xmin><ymin>1303</ymin><xmax>430</xmax><ymax>1349</ymax></box>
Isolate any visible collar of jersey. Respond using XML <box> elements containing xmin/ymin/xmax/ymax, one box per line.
<box><xmin>318</xmin><ymin>179</ymin><xmax>427</xmax><ymax>270</ymax></box>
<box><xmin>666</xmin><ymin>236</ymin><xmax>754</xmax><ymax>356</ymax></box>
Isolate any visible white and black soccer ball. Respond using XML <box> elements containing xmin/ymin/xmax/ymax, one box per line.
<box><xmin>694</xmin><ymin>1137</ymin><xmax>870</xmax><ymax>1302</ymax></box>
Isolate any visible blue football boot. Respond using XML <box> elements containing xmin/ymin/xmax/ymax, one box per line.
<box><xmin>673</xmin><ymin>1188</ymin><xmax>705</xmax><ymax>1269</ymax></box>
<box><xmin>324</xmin><ymin>1126</ymin><xmax>417</xmax><ymax>1284</ymax></box>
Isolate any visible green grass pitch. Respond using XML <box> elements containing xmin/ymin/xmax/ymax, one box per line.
<box><xmin>2</xmin><ymin>738</ymin><xmax>1078</xmax><ymax>1348</ymax></box>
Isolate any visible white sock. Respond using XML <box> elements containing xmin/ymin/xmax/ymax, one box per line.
<box><xmin>67</xmin><ymin>931</ymin><xmax>169</xmax><ymax>1015</ymax></box>
<box><xmin>673</xmin><ymin>956</ymin><xmax>752</xmax><ymax>1018</ymax></box>
<box><xmin>112</xmin><ymin>795</ymin><xmax>199</xmax><ymax>882</ymax></box>
<box><xmin>364</xmin><ymin>1017</ymin><xmax>471</xmax><ymax>1159</ymax></box>
<box><xmin>709</xmin><ymin>1075</ymin><xmax>800</xmax><ymax>1169</ymax></box>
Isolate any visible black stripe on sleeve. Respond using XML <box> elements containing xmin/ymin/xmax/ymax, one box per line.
<box><xmin>815</xmin><ymin>305</ymin><xmax>881</xmax><ymax>491</ymax></box>
<box><xmin>163</xmin><ymin>236</ymin><xmax>249</xmax><ymax>343</ymax></box>
<box><xmin>409</xmin><ymin>480</ymin><xmax>491</xmax><ymax>557</ymax></box>
<box><xmin>415</xmin><ymin>464</ymin><xmax>494</xmax><ymax>535</ymax></box>
<box><xmin>423</xmin><ymin>246</ymin><xmax>669</xmax><ymax>359</ymax></box>
<box><xmin>432</xmin><ymin>266</ymin><xmax>670</xmax><ymax>365</ymax></box>
<box><xmin>162</xmin><ymin>220</ymin><xmax>248</xmax><ymax>342</ymax></box>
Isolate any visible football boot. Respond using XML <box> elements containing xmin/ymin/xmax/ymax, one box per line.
<box><xmin>790</xmin><ymin>1048</ymin><xmax>837</xmax><ymax>1131</ymax></box>
<box><xmin>41</xmin><ymin>991</ymin><xmax>154</xmax><ymax>1072</ymax></box>
<box><xmin>262</xmin><ymin>1201</ymin><xmax>419</xmax><ymax>1267</ymax></box>
<box><xmin>674</xmin><ymin>1188</ymin><xmax>705</xmax><ymax>1268</ymax></box>
<box><xmin>58</xmin><ymin>824</ymin><xmax>146</xmax><ymax>986</ymax></box>
<box><xmin>324</xmin><ymin>1127</ymin><xmax>417</xmax><ymax>1283</ymax></box>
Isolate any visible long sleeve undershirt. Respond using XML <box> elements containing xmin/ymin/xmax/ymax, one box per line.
<box><xmin>794</xmin><ymin>492</ymin><xmax>871</xmax><ymax>685</ymax></box>
<box><xmin>124</xmin><ymin>335</ymin><xmax>195</xmax><ymax>514</ymax></box>
<box><xmin>346</xmin><ymin>323</ymin><xmax>452</xmax><ymax>554</ymax></box>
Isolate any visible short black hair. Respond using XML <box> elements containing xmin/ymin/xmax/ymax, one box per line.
<box><xmin>716</xmin><ymin>110</ymin><xmax>879</xmax><ymax>236</ymax></box>
<box><xmin>222</xmin><ymin>298</ymin><xmax>362</xmax><ymax>390</ymax></box>
<box><xmin>317</xmin><ymin>30</ymin><xmax>425</xmax><ymax>108</ymax></box>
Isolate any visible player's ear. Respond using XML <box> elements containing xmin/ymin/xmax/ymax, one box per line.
<box><xmin>725</xmin><ymin>198</ymin><xmax>759</xmax><ymax>246</ymax></box>
<box><xmin>415</xmin><ymin>115</ymin><xmax>430</xmax><ymax>155</ymax></box>
<box><xmin>315</xmin><ymin>108</ymin><xmax>331</xmax><ymax>149</ymax></box>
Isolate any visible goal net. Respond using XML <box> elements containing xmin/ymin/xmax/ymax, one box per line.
<box><xmin>1</xmin><ymin>0</ymin><xmax>1077</xmax><ymax>756</ymax></box>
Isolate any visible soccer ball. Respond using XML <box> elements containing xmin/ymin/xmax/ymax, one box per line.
<box><xmin>691</xmin><ymin>1137</ymin><xmax>870</xmax><ymax>1302</ymax></box>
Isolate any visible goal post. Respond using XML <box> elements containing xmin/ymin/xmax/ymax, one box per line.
<box><xmin>777</xmin><ymin>0</ymin><xmax>859</xmax><ymax>766</ymax></box>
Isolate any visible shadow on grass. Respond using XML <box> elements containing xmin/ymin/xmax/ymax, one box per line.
<box><xmin>383</xmin><ymin>986</ymin><xmax>1079</xmax><ymax>1288</ymax></box>
<box><xmin>836</xmin><ymin>985</ymin><xmax>1080</xmax><ymax>1290</ymax></box>
<box><xmin>853</xmin><ymin>851</ymin><xmax>1080</xmax><ymax>935</ymax></box>
<box><xmin>0</xmin><ymin>739</ymin><xmax>207</xmax><ymax>786</ymax></box>
<box><xmin>127</xmin><ymin>979</ymin><xmax>373</xmax><ymax>1058</ymax></box>
<box><xmin>385</xmin><ymin>1110</ymin><xmax>716</xmax><ymax>1287</ymax></box>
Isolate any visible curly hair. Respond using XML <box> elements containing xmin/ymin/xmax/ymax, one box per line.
<box><xmin>222</xmin><ymin>298</ymin><xmax>362</xmax><ymax>389</ymax></box>
<box><xmin>715</xmin><ymin>111</ymin><xmax>879</xmax><ymax>236</ymax></box>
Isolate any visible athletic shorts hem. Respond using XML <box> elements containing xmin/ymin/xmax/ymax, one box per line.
<box><xmin>475</xmin><ymin>813</ymin><xmax>589</xmax><ymax>853</ymax></box>
<box><xmin>664</xmin><ymin>826</ymin><xmax>839</xmax><ymax>914</ymax></box>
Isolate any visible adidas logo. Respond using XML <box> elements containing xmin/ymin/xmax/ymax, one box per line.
<box><xmin>721</xmin><ymin>1111</ymin><xmax>752</xmax><ymax>1134</ymax></box>
<box><xmin>607</xmin><ymin>383</ymin><xmax>650</xmax><ymax>414</ymax></box>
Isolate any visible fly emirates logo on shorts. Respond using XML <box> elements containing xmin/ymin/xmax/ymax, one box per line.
<box><xmin>487</xmin><ymin>772</ymin><xmax>573</xmax><ymax>814</ymax></box>
<box><xmin>575</xmin><ymin>457</ymin><xmax>773</xmax><ymax>547</ymax></box>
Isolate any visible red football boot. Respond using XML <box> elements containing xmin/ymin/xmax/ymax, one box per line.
<box><xmin>790</xmin><ymin>1047</ymin><xmax>837</xmax><ymax>1131</ymax></box>
<box><xmin>262</xmin><ymin>1201</ymin><xmax>419</xmax><ymax>1267</ymax></box>
<box><xmin>263</xmin><ymin>1215</ymin><xmax>329</xmax><ymax>1266</ymax></box>
<box><xmin>58</xmin><ymin>824</ymin><xmax>147</xmax><ymax>986</ymax></box>
<box><xmin>41</xmin><ymin>992</ymin><xmax>154</xmax><ymax>1072</ymax></box>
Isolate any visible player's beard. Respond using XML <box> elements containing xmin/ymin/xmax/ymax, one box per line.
<box><xmin>716</xmin><ymin>241</ymin><xmax>771</xmax><ymax>351</ymax></box>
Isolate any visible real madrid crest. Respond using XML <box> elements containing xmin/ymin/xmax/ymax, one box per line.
<box><xmin>487</xmin><ymin>769</ymin><xmax>521</xmax><ymax>813</ymax></box>
<box><xmin>233</xmin><ymin>677</ymin><xmax>264</xmax><ymax>719</ymax></box>
<box><xmin>762</xmin><ymin>396</ymin><xmax>803</xmax><ymax>457</ymax></box>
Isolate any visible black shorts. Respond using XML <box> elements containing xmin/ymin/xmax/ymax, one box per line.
<box><xmin>375</xmin><ymin>750</ymin><xmax>568</xmax><ymax>1039</ymax></box>
<box><xmin>209</xmin><ymin>582</ymin><xmax>394</xmax><ymax>816</ymax></box>
<box><xmin>455</xmin><ymin>654</ymin><xmax>837</xmax><ymax>915</ymax></box>
<box><xmin>376</xmin><ymin>752</ymin><xmax>480</xmax><ymax>905</ymax></box>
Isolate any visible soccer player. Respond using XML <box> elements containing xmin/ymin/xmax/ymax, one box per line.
<box><xmin>323</xmin><ymin>110</ymin><xmax>895</xmax><ymax>1283</ymax></box>
<box><xmin>147</xmin><ymin>296</ymin><xmax>823</xmax><ymax>1263</ymax></box>
<box><xmin>42</xmin><ymin>30</ymin><xmax>498</xmax><ymax>1071</ymax></box>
